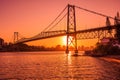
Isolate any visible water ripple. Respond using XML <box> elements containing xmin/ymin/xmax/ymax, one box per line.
<box><xmin>0</xmin><ymin>52</ymin><xmax>120</xmax><ymax>80</ymax></box>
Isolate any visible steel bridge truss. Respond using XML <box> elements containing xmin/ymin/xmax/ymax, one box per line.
<box><xmin>15</xmin><ymin>26</ymin><xmax>116</xmax><ymax>43</ymax></box>
<box><xmin>76</xmin><ymin>26</ymin><xmax>116</xmax><ymax>40</ymax></box>
<box><xmin>15</xmin><ymin>30</ymin><xmax>66</xmax><ymax>43</ymax></box>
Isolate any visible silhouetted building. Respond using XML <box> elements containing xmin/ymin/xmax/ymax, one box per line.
<box><xmin>100</xmin><ymin>37</ymin><xmax>110</xmax><ymax>45</ymax></box>
<box><xmin>100</xmin><ymin>37</ymin><xmax>120</xmax><ymax>48</ymax></box>
<box><xmin>0</xmin><ymin>38</ymin><xmax>4</xmax><ymax>46</ymax></box>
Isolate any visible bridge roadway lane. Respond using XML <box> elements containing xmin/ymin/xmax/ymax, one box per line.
<box><xmin>0</xmin><ymin>52</ymin><xmax>120</xmax><ymax>80</ymax></box>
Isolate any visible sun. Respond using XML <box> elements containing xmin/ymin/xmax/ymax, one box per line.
<box><xmin>62</xmin><ymin>36</ymin><xmax>73</xmax><ymax>46</ymax></box>
<box><xmin>62</xmin><ymin>36</ymin><xmax>67</xmax><ymax>45</ymax></box>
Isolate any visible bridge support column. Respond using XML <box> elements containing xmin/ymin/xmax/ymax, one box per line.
<box><xmin>14</xmin><ymin>32</ymin><xmax>19</xmax><ymax>43</ymax></box>
<box><xmin>66</xmin><ymin>35</ymin><xmax>69</xmax><ymax>54</ymax></box>
<box><xmin>115</xmin><ymin>12</ymin><xmax>120</xmax><ymax>42</ymax></box>
<box><xmin>66</xmin><ymin>4</ymin><xmax>78</xmax><ymax>55</ymax></box>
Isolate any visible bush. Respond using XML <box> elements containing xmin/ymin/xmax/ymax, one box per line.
<box><xmin>92</xmin><ymin>43</ymin><xmax>120</xmax><ymax>56</ymax></box>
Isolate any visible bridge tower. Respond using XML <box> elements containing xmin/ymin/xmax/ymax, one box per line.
<box><xmin>106</xmin><ymin>17</ymin><xmax>113</xmax><ymax>38</ymax></box>
<box><xmin>14</xmin><ymin>32</ymin><xmax>19</xmax><ymax>43</ymax></box>
<box><xmin>115</xmin><ymin>12</ymin><xmax>120</xmax><ymax>43</ymax></box>
<box><xmin>66</xmin><ymin>4</ymin><xmax>78</xmax><ymax>55</ymax></box>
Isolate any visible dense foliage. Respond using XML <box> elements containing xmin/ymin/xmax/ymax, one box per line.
<box><xmin>92</xmin><ymin>43</ymin><xmax>120</xmax><ymax>56</ymax></box>
<box><xmin>0</xmin><ymin>43</ymin><xmax>66</xmax><ymax>52</ymax></box>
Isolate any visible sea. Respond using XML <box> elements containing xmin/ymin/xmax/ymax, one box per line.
<box><xmin>0</xmin><ymin>51</ymin><xmax>120</xmax><ymax>80</ymax></box>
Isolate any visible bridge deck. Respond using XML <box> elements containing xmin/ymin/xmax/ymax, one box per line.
<box><xmin>15</xmin><ymin>25</ymin><xmax>116</xmax><ymax>44</ymax></box>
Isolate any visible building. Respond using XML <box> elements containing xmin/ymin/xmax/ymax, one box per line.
<box><xmin>0</xmin><ymin>38</ymin><xmax>4</xmax><ymax>46</ymax></box>
<box><xmin>101</xmin><ymin>37</ymin><xmax>120</xmax><ymax>48</ymax></box>
<box><xmin>100</xmin><ymin>37</ymin><xmax>110</xmax><ymax>45</ymax></box>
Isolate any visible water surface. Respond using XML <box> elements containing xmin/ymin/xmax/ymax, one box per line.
<box><xmin>0</xmin><ymin>52</ymin><xmax>120</xmax><ymax>80</ymax></box>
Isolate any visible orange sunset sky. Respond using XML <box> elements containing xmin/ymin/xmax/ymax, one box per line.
<box><xmin>0</xmin><ymin>0</ymin><xmax>120</xmax><ymax>47</ymax></box>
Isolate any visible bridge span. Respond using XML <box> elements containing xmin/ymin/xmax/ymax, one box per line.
<box><xmin>14</xmin><ymin>4</ymin><xmax>120</xmax><ymax>55</ymax></box>
<box><xmin>15</xmin><ymin>25</ymin><xmax>116</xmax><ymax>43</ymax></box>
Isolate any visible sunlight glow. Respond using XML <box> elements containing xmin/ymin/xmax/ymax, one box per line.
<box><xmin>62</xmin><ymin>36</ymin><xmax>67</xmax><ymax>45</ymax></box>
<box><xmin>62</xmin><ymin>36</ymin><xmax>73</xmax><ymax>46</ymax></box>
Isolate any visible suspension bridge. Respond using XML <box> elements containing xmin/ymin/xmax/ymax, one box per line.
<box><xmin>14</xmin><ymin>4</ymin><xmax>120</xmax><ymax>55</ymax></box>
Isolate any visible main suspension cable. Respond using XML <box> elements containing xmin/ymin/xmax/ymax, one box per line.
<box><xmin>75</xmin><ymin>5</ymin><xmax>120</xmax><ymax>21</ymax></box>
<box><xmin>42</xmin><ymin>5</ymin><xmax>67</xmax><ymax>32</ymax></box>
<box><xmin>47</xmin><ymin>13</ymin><xmax>67</xmax><ymax>31</ymax></box>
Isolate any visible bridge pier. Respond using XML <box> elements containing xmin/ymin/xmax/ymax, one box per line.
<box><xmin>65</xmin><ymin>49</ymin><xmax>78</xmax><ymax>55</ymax></box>
<box><xmin>65</xmin><ymin>49</ymin><xmax>69</xmax><ymax>54</ymax></box>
